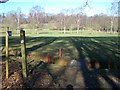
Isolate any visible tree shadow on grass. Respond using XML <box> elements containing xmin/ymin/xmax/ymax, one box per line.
<box><xmin>26</xmin><ymin>37</ymin><xmax>57</xmax><ymax>52</ymax></box>
<box><xmin>1</xmin><ymin>36</ymin><xmax>53</xmax><ymax>47</ymax></box>
<box><xmin>71</xmin><ymin>37</ymin><xmax>101</xmax><ymax>89</ymax></box>
<box><xmin>71</xmin><ymin>37</ymin><xmax>120</xmax><ymax>89</ymax></box>
<box><xmin>2</xmin><ymin>36</ymin><xmax>57</xmax><ymax>53</ymax></box>
<box><xmin>2</xmin><ymin>36</ymin><xmax>21</xmax><ymax>47</ymax></box>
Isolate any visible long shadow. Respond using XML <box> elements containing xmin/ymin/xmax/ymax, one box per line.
<box><xmin>71</xmin><ymin>37</ymin><xmax>101</xmax><ymax>89</ymax></box>
<box><xmin>80</xmin><ymin>38</ymin><xmax>120</xmax><ymax>89</ymax></box>
<box><xmin>1</xmin><ymin>36</ymin><xmax>50</xmax><ymax>47</ymax></box>
<box><xmin>71</xmin><ymin>37</ymin><xmax>120</xmax><ymax>89</ymax></box>
<box><xmin>90</xmin><ymin>39</ymin><xmax>119</xmax><ymax>60</ymax></box>
<box><xmin>1</xmin><ymin>36</ymin><xmax>21</xmax><ymax>47</ymax></box>
<box><xmin>82</xmin><ymin>37</ymin><xmax>120</xmax><ymax>70</ymax></box>
<box><xmin>102</xmin><ymin>75</ymin><xmax>120</xmax><ymax>90</ymax></box>
<box><xmin>81</xmin><ymin>42</ymin><xmax>112</xmax><ymax>68</ymax></box>
<box><xmin>26</xmin><ymin>37</ymin><xmax>57</xmax><ymax>52</ymax></box>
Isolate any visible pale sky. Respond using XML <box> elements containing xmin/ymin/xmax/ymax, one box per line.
<box><xmin>0</xmin><ymin>0</ymin><xmax>119</xmax><ymax>16</ymax></box>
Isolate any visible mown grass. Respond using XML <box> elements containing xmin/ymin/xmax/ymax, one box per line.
<box><xmin>1</xmin><ymin>35</ymin><xmax>120</xmax><ymax>63</ymax></box>
<box><xmin>1</xmin><ymin>28</ymin><xmax>120</xmax><ymax>68</ymax></box>
<box><xmin>0</xmin><ymin>29</ymin><xmax>119</xmax><ymax>37</ymax></box>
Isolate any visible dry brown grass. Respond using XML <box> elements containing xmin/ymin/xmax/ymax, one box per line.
<box><xmin>55</xmin><ymin>58</ymin><xmax>69</xmax><ymax>66</ymax></box>
<box><xmin>27</xmin><ymin>52</ymin><xmax>56</xmax><ymax>63</ymax></box>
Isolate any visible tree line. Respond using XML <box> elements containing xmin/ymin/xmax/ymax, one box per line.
<box><xmin>0</xmin><ymin>5</ymin><xmax>119</xmax><ymax>33</ymax></box>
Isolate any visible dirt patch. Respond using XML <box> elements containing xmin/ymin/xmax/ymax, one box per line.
<box><xmin>2</xmin><ymin>60</ymin><xmax>23</xmax><ymax>90</ymax></box>
<box><xmin>2</xmin><ymin>72</ymin><xmax>23</xmax><ymax>89</ymax></box>
<box><xmin>2</xmin><ymin>60</ymin><xmax>21</xmax><ymax>81</ymax></box>
<box><xmin>33</xmin><ymin>72</ymin><xmax>53</xmax><ymax>88</ymax></box>
<box><xmin>2</xmin><ymin>60</ymin><xmax>55</xmax><ymax>89</ymax></box>
<box><xmin>2</xmin><ymin>57</ymin><xmax>120</xmax><ymax>89</ymax></box>
<box><xmin>48</xmin><ymin>64</ymin><xmax>65</xmax><ymax>78</ymax></box>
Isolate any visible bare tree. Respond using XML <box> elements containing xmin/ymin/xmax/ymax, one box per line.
<box><xmin>60</xmin><ymin>9</ymin><xmax>68</xmax><ymax>34</ymax></box>
<box><xmin>16</xmin><ymin>8</ymin><xmax>21</xmax><ymax>30</ymax></box>
<box><xmin>29</xmin><ymin>5</ymin><xmax>45</xmax><ymax>30</ymax></box>
<box><xmin>110</xmin><ymin>0</ymin><xmax>119</xmax><ymax>32</ymax></box>
<box><xmin>74</xmin><ymin>0</ymin><xmax>91</xmax><ymax>33</ymax></box>
<box><xmin>2</xmin><ymin>9</ymin><xmax>26</xmax><ymax>31</ymax></box>
<box><xmin>54</xmin><ymin>13</ymin><xmax>64</xmax><ymax>30</ymax></box>
<box><xmin>0</xmin><ymin>0</ymin><xmax>8</xmax><ymax>3</ymax></box>
<box><xmin>0</xmin><ymin>13</ymin><xmax>5</xmax><ymax>28</ymax></box>
<box><xmin>3</xmin><ymin>11</ymin><xmax>17</xmax><ymax>28</ymax></box>
<box><xmin>28</xmin><ymin>9</ymin><xmax>36</xmax><ymax>30</ymax></box>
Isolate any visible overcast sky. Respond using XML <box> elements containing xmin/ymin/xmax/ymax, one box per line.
<box><xmin>0</xmin><ymin>0</ymin><xmax>118</xmax><ymax>16</ymax></box>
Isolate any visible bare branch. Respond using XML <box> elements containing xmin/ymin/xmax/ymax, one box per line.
<box><xmin>0</xmin><ymin>0</ymin><xmax>9</xmax><ymax>3</ymax></box>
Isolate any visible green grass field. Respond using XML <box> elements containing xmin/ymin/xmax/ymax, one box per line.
<box><xmin>0</xmin><ymin>29</ymin><xmax>119</xmax><ymax>37</ymax></box>
<box><xmin>1</xmin><ymin>29</ymin><xmax>120</xmax><ymax>64</ymax></box>
<box><xmin>1</xmin><ymin>29</ymin><xmax>120</xmax><ymax>68</ymax></box>
<box><xmin>1</xmin><ymin>29</ymin><xmax>120</xmax><ymax>89</ymax></box>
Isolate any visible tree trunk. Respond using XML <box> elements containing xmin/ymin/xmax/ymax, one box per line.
<box><xmin>64</xmin><ymin>26</ymin><xmax>66</xmax><ymax>34</ymax></box>
<box><xmin>110</xmin><ymin>17</ymin><xmax>113</xmax><ymax>33</ymax></box>
<box><xmin>77</xmin><ymin>24</ymin><xmax>79</xmax><ymax>34</ymax></box>
<box><xmin>77</xmin><ymin>19</ymin><xmax>79</xmax><ymax>34</ymax></box>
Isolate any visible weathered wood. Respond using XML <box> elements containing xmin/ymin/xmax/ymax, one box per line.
<box><xmin>20</xmin><ymin>29</ymin><xmax>27</xmax><ymax>78</ymax></box>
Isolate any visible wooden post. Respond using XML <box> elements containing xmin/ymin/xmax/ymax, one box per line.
<box><xmin>77</xmin><ymin>19</ymin><xmax>79</xmax><ymax>34</ymax></box>
<box><xmin>5</xmin><ymin>27</ymin><xmax>9</xmax><ymax>79</ymax></box>
<box><xmin>47</xmin><ymin>53</ymin><xmax>50</xmax><ymax>64</ymax></box>
<box><xmin>64</xmin><ymin>26</ymin><xmax>66</xmax><ymax>34</ymax></box>
<box><xmin>59</xmin><ymin>48</ymin><xmax>62</xmax><ymax>58</ymax></box>
<box><xmin>20</xmin><ymin>28</ymin><xmax>27</xmax><ymax>78</ymax></box>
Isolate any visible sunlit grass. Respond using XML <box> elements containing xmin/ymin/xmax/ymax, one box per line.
<box><xmin>1</xmin><ymin>29</ymin><xmax>119</xmax><ymax>37</ymax></box>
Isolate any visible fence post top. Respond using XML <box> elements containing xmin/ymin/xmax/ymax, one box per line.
<box><xmin>7</xmin><ymin>27</ymin><xmax>9</xmax><ymax>29</ymax></box>
<box><xmin>20</xmin><ymin>28</ymin><xmax>24</xmax><ymax>31</ymax></box>
<box><xmin>20</xmin><ymin>28</ymin><xmax>25</xmax><ymax>37</ymax></box>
